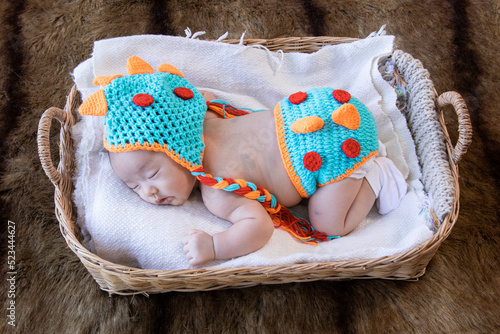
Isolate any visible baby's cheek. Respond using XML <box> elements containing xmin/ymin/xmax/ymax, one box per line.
<box><xmin>142</xmin><ymin>193</ymin><xmax>154</xmax><ymax>203</ymax></box>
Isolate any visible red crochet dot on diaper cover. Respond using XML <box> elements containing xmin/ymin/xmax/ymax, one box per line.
<box><xmin>132</xmin><ymin>93</ymin><xmax>154</xmax><ymax>107</ymax></box>
<box><xmin>289</xmin><ymin>91</ymin><xmax>308</xmax><ymax>104</ymax></box>
<box><xmin>342</xmin><ymin>138</ymin><xmax>361</xmax><ymax>158</ymax></box>
<box><xmin>332</xmin><ymin>89</ymin><xmax>351</xmax><ymax>103</ymax></box>
<box><xmin>303</xmin><ymin>151</ymin><xmax>322</xmax><ymax>172</ymax></box>
<box><xmin>174</xmin><ymin>87</ymin><xmax>194</xmax><ymax>100</ymax></box>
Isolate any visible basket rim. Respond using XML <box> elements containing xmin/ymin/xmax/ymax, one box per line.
<box><xmin>44</xmin><ymin>36</ymin><xmax>462</xmax><ymax>294</ymax></box>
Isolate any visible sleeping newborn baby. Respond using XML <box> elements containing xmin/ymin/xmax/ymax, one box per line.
<box><xmin>79</xmin><ymin>56</ymin><xmax>407</xmax><ymax>266</ymax></box>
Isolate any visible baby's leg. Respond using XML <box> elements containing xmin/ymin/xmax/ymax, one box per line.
<box><xmin>308</xmin><ymin>178</ymin><xmax>376</xmax><ymax>237</ymax></box>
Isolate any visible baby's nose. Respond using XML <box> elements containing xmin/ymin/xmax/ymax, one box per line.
<box><xmin>144</xmin><ymin>184</ymin><xmax>158</xmax><ymax>197</ymax></box>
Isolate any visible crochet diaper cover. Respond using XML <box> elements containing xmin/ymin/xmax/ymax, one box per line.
<box><xmin>274</xmin><ymin>88</ymin><xmax>379</xmax><ymax>198</ymax></box>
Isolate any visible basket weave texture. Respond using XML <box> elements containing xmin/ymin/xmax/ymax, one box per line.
<box><xmin>37</xmin><ymin>36</ymin><xmax>472</xmax><ymax>295</ymax></box>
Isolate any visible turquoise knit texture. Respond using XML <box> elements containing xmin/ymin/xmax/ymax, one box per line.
<box><xmin>103</xmin><ymin>72</ymin><xmax>206</xmax><ymax>169</ymax></box>
<box><xmin>277</xmin><ymin>87</ymin><xmax>379</xmax><ymax>197</ymax></box>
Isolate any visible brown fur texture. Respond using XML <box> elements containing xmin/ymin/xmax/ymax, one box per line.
<box><xmin>1</xmin><ymin>0</ymin><xmax>499</xmax><ymax>333</ymax></box>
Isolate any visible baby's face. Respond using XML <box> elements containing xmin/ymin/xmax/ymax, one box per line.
<box><xmin>109</xmin><ymin>150</ymin><xmax>197</xmax><ymax>206</ymax></box>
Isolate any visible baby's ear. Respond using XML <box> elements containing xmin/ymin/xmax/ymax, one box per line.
<box><xmin>157</xmin><ymin>63</ymin><xmax>185</xmax><ymax>78</ymax></box>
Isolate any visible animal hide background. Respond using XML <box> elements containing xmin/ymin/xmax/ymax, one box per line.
<box><xmin>1</xmin><ymin>0</ymin><xmax>499</xmax><ymax>333</ymax></box>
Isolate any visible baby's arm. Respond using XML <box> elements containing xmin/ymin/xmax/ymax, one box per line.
<box><xmin>200</xmin><ymin>90</ymin><xmax>216</xmax><ymax>102</ymax></box>
<box><xmin>182</xmin><ymin>191</ymin><xmax>274</xmax><ymax>266</ymax></box>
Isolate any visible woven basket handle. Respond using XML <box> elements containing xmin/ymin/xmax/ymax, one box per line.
<box><xmin>37</xmin><ymin>86</ymin><xmax>78</xmax><ymax>186</ymax></box>
<box><xmin>437</xmin><ymin>91</ymin><xmax>472</xmax><ymax>165</ymax></box>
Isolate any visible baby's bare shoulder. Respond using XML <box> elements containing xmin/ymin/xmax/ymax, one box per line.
<box><xmin>200</xmin><ymin>185</ymin><xmax>240</xmax><ymax>220</ymax></box>
<box><xmin>200</xmin><ymin>185</ymin><xmax>265</xmax><ymax>222</ymax></box>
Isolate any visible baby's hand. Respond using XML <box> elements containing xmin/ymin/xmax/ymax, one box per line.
<box><xmin>182</xmin><ymin>229</ymin><xmax>215</xmax><ymax>266</ymax></box>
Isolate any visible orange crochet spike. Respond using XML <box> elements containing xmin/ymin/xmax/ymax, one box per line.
<box><xmin>126</xmin><ymin>56</ymin><xmax>154</xmax><ymax>75</ymax></box>
<box><xmin>93</xmin><ymin>74</ymin><xmax>123</xmax><ymax>86</ymax></box>
<box><xmin>331</xmin><ymin>103</ymin><xmax>360</xmax><ymax>130</ymax></box>
<box><xmin>78</xmin><ymin>89</ymin><xmax>108</xmax><ymax>116</ymax></box>
<box><xmin>157</xmin><ymin>63</ymin><xmax>185</xmax><ymax>78</ymax></box>
<box><xmin>290</xmin><ymin>116</ymin><xmax>324</xmax><ymax>134</ymax></box>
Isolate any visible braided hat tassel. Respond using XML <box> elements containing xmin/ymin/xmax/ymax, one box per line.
<box><xmin>192</xmin><ymin>167</ymin><xmax>334</xmax><ymax>245</ymax></box>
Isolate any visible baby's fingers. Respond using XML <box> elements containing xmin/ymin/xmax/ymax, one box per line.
<box><xmin>182</xmin><ymin>229</ymin><xmax>200</xmax><ymax>244</ymax></box>
<box><xmin>182</xmin><ymin>240</ymin><xmax>193</xmax><ymax>255</ymax></box>
<box><xmin>182</xmin><ymin>245</ymin><xmax>200</xmax><ymax>266</ymax></box>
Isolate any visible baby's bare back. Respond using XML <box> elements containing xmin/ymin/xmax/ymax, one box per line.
<box><xmin>202</xmin><ymin>110</ymin><xmax>302</xmax><ymax>207</ymax></box>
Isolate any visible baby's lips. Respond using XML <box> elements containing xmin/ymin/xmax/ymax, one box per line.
<box><xmin>156</xmin><ymin>196</ymin><xmax>173</xmax><ymax>205</ymax></box>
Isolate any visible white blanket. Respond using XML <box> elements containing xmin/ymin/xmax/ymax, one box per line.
<box><xmin>72</xmin><ymin>30</ymin><xmax>434</xmax><ymax>270</ymax></box>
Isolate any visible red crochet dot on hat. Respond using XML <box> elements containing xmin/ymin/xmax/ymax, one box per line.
<box><xmin>174</xmin><ymin>87</ymin><xmax>194</xmax><ymax>100</ymax></box>
<box><xmin>289</xmin><ymin>91</ymin><xmax>308</xmax><ymax>104</ymax></box>
<box><xmin>332</xmin><ymin>89</ymin><xmax>351</xmax><ymax>103</ymax></box>
<box><xmin>132</xmin><ymin>93</ymin><xmax>154</xmax><ymax>107</ymax></box>
<box><xmin>342</xmin><ymin>138</ymin><xmax>361</xmax><ymax>158</ymax></box>
<box><xmin>303</xmin><ymin>151</ymin><xmax>322</xmax><ymax>172</ymax></box>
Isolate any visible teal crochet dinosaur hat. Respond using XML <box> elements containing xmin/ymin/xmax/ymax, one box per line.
<box><xmin>79</xmin><ymin>56</ymin><xmax>206</xmax><ymax>171</ymax></box>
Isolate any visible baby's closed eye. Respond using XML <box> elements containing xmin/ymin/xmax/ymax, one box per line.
<box><xmin>148</xmin><ymin>170</ymin><xmax>159</xmax><ymax>179</ymax></box>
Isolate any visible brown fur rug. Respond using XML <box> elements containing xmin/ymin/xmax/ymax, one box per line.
<box><xmin>1</xmin><ymin>0</ymin><xmax>499</xmax><ymax>333</ymax></box>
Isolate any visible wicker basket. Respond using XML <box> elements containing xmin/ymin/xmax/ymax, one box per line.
<box><xmin>37</xmin><ymin>36</ymin><xmax>472</xmax><ymax>295</ymax></box>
